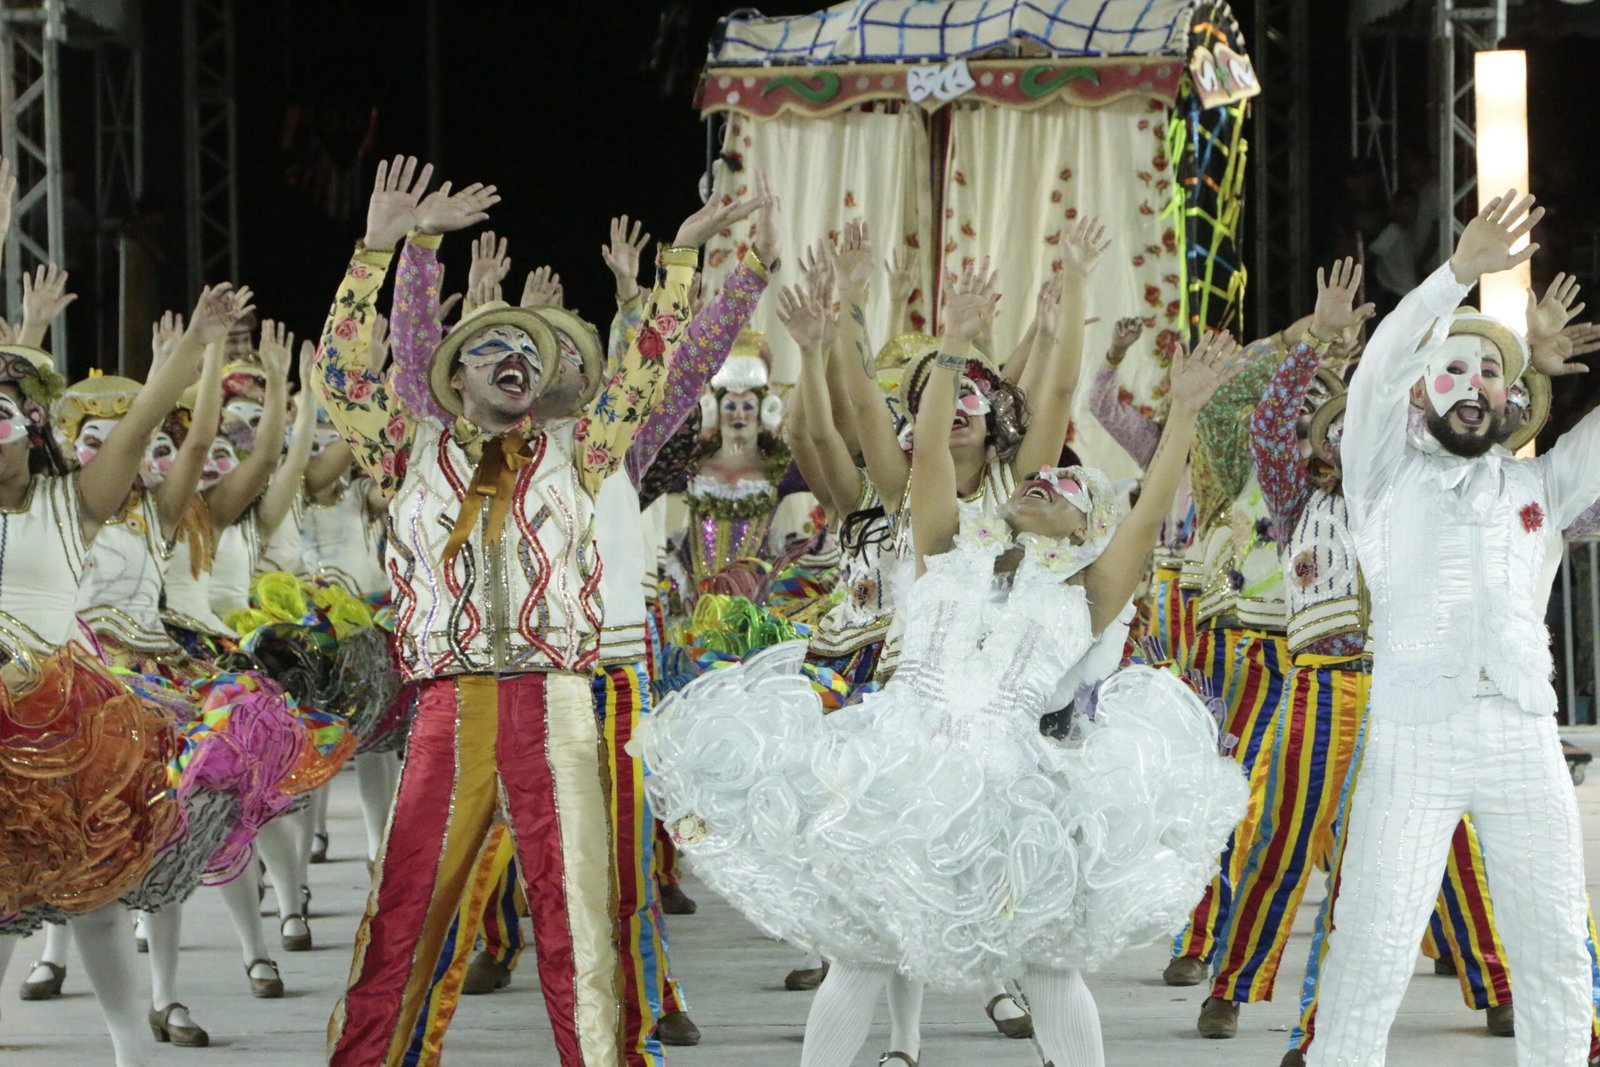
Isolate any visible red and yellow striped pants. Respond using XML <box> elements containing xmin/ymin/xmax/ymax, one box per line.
<box><xmin>1148</xmin><ymin>568</ymin><xmax>1199</xmax><ymax>668</ymax></box>
<box><xmin>403</xmin><ymin>663</ymin><xmax>685</xmax><ymax>1067</ymax></box>
<box><xmin>1171</xmin><ymin>627</ymin><xmax>1289</xmax><ymax>963</ymax></box>
<box><xmin>327</xmin><ymin>671</ymin><xmax>619</xmax><ymax>1067</ymax></box>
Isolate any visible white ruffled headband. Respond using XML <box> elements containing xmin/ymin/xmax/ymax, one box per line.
<box><xmin>700</xmin><ymin>351</ymin><xmax>783</xmax><ymax>433</ymax></box>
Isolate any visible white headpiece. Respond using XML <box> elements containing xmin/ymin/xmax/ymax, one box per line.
<box><xmin>701</xmin><ymin>355</ymin><xmax>783</xmax><ymax>433</ymax></box>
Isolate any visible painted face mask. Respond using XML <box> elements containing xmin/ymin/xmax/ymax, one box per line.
<box><xmin>0</xmin><ymin>395</ymin><xmax>33</xmax><ymax>447</ymax></box>
<box><xmin>74</xmin><ymin>417</ymin><xmax>122</xmax><ymax>467</ymax></box>
<box><xmin>141</xmin><ymin>431</ymin><xmax>177</xmax><ymax>487</ymax></box>
<box><xmin>955</xmin><ymin>383</ymin><xmax>992</xmax><ymax>420</ymax></box>
<box><xmin>310</xmin><ymin>426</ymin><xmax>342</xmax><ymax>456</ymax></box>
<box><xmin>1423</xmin><ymin>336</ymin><xmax>1491</xmax><ymax>418</ymax></box>
<box><xmin>222</xmin><ymin>398</ymin><xmax>264</xmax><ymax>451</ymax></box>
<box><xmin>201</xmin><ymin>440</ymin><xmax>238</xmax><ymax>488</ymax></box>
<box><xmin>1032</xmin><ymin>466</ymin><xmax>1092</xmax><ymax>513</ymax></box>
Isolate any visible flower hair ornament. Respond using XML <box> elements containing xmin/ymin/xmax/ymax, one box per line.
<box><xmin>1017</xmin><ymin>464</ymin><xmax>1128</xmax><ymax>580</ymax></box>
<box><xmin>0</xmin><ymin>343</ymin><xmax>67</xmax><ymax>409</ymax></box>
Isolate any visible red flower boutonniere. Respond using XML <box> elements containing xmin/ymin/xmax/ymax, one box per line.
<box><xmin>1520</xmin><ymin>502</ymin><xmax>1545</xmax><ymax>533</ymax></box>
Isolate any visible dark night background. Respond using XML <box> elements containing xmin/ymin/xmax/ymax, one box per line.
<box><xmin>32</xmin><ymin>0</ymin><xmax>1600</xmax><ymax>383</ymax></box>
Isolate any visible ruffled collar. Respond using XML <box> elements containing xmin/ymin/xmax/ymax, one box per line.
<box><xmin>1409</xmin><ymin>429</ymin><xmax>1508</xmax><ymax>523</ymax></box>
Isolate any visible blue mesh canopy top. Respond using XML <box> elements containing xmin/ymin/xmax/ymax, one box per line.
<box><xmin>712</xmin><ymin>0</ymin><xmax>1202</xmax><ymax>65</ymax></box>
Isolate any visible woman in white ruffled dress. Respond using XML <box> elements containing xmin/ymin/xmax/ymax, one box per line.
<box><xmin>634</xmin><ymin>296</ymin><xmax>1249</xmax><ymax>1067</ymax></box>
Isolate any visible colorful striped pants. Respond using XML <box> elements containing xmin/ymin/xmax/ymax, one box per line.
<box><xmin>327</xmin><ymin>671</ymin><xmax>619</xmax><ymax>1067</ymax></box>
<box><xmin>403</xmin><ymin>663</ymin><xmax>685</xmax><ymax>1067</ymax></box>
<box><xmin>1149</xmin><ymin>568</ymin><xmax>1198</xmax><ymax>668</ymax></box>
<box><xmin>1171</xmin><ymin>627</ymin><xmax>1289</xmax><ymax>963</ymax></box>
<box><xmin>1298</xmin><ymin>702</ymin><xmax>1595</xmax><ymax>1065</ymax></box>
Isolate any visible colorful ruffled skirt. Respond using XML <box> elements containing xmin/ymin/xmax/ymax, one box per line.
<box><xmin>0</xmin><ymin>646</ymin><xmax>181</xmax><ymax>922</ymax></box>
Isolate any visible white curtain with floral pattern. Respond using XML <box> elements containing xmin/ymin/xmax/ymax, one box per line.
<box><xmin>942</xmin><ymin>96</ymin><xmax>1183</xmax><ymax>479</ymax></box>
<box><xmin>703</xmin><ymin>106</ymin><xmax>935</xmax><ymax>388</ymax></box>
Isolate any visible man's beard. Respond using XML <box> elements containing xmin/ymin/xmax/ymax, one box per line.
<box><xmin>1425</xmin><ymin>404</ymin><xmax>1511</xmax><ymax>458</ymax></box>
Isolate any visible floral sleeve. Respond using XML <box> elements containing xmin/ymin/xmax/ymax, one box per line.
<box><xmin>1086</xmin><ymin>364</ymin><xmax>1160</xmax><ymax>469</ymax></box>
<box><xmin>607</xmin><ymin>295</ymin><xmax>645</xmax><ymax>376</ymax></box>
<box><xmin>1193</xmin><ymin>334</ymin><xmax>1284</xmax><ymax>527</ymax></box>
<box><xmin>575</xmin><ymin>247</ymin><xmax>698</xmax><ymax>495</ymax></box>
<box><xmin>625</xmin><ymin>256</ymin><xmax>769</xmax><ymax>489</ymax></box>
<box><xmin>1564</xmin><ymin>497</ymin><xmax>1600</xmax><ymax>540</ymax></box>
<box><xmin>388</xmin><ymin>232</ymin><xmax>449</xmax><ymax>423</ymax></box>
<box><xmin>1248</xmin><ymin>340</ymin><xmax>1323</xmax><ymax>542</ymax></box>
<box><xmin>314</xmin><ymin>246</ymin><xmax>414</xmax><ymax>497</ymax></box>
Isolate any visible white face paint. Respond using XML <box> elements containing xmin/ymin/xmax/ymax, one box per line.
<box><xmin>311</xmin><ymin>426</ymin><xmax>343</xmax><ymax>456</ymax></box>
<box><xmin>1423</xmin><ymin>336</ymin><xmax>1488</xmax><ymax>418</ymax></box>
<box><xmin>222</xmin><ymin>398</ymin><xmax>265</xmax><ymax>451</ymax></box>
<box><xmin>0</xmin><ymin>394</ymin><xmax>31</xmax><ymax>447</ymax></box>
<box><xmin>74</xmin><ymin>417</ymin><xmax>122</xmax><ymax>467</ymax></box>
<box><xmin>141</xmin><ymin>431</ymin><xmax>177</xmax><ymax>487</ymax></box>
<box><xmin>201</xmin><ymin>439</ymin><xmax>238</xmax><ymax>488</ymax></box>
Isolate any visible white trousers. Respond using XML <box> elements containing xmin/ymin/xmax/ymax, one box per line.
<box><xmin>1309</xmin><ymin>696</ymin><xmax>1591</xmax><ymax>1067</ymax></box>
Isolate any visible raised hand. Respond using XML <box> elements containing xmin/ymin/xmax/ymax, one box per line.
<box><xmin>1034</xmin><ymin>275</ymin><xmax>1065</xmax><ymax>346</ymax></box>
<box><xmin>1310</xmin><ymin>257</ymin><xmax>1377</xmax><ymax>343</ymax></box>
<box><xmin>1060</xmin><ymin>215</ymin><xmax>1111</xmax><ymax>278</ymax></box>
<box><xmin>799</xmin><ymin>240</ymin><xmax>836</xmax><ymax>307</ymax></box>
<box><xmin>749</xmin><ymin>170</ymin><xmax>784</xmax><ymax>264</ymax></box>
<box><xmin>470</xmin><ymin>278</ymin><xmax>504</xmax><ymax>312</ymax></box>
<box><xmin>941</xmin><ymin>259</ymin><xmax>997</xmax><ymax>347</ymax></box>
<box><xmin>1170</xmin><ymin>329</ymin><xmax>1241</xmax><ymax>414</ymax></box>
<box><xmin>435</xmin><ymin>290</ymin><xmax>463</xmax><ymax>327</ymax></box>
<box><xmin>776</xmin><ymin>283</ymin><xmax>828</xmax><ymax>351</ymax></box>
<box><xmin>887</xmin><ymin>245</ymin><xmax>919</xmax><ymax>308</ymax></box>
<box><xmin>0</xmin><ymin>317</ymin><xmax>14</xmax><ymax>345</ymax></box>
<box><xmin>1530</xmin><ymin>320</ymin><xmax>1600</xmax><ymax>378</ymax></box>
<box><xmin>297</xmin><ymin>338</ymin><xmax>317</xmax><ymax>396</ymax></box>
<box><xmin>187</xmin><ymin>283</ymin><xmax>255</xmax><ymax>349</ymax></box>
<box><xmin>150</xmin><ymin>311</ymin><xmax>185</xmax><ymax>370</ymax></box>
<box><xmin>1110</xmin><ymin>316</ymin><xmax>1145</xmax><ymax>354</ymax></box>
<box><xmin>257</xmin><ymin>318</ymin><xmax>295</xmax><ymax>380</ymax></box>
<box><xmin>1450</xmin><ymin>189</ymin><xmax>1542</xmax><ymax>284</ymax></box>
<box><xmin>834</xmin><ymin>219</ymin><xmax>874</xmax><ymax>299</ymax></box>
<box><xmin>468</xmin><ymin>231</ymin><xmax>511</xmax><ymax>293</ymax></box>
<box><xmin>519</xmin><ymin>265</ymin><xmax>564</xmax><ymax>310</ymax></box>
<box><xmin>1525</xmin><ymin>272</ymin><xmax>1586</xmax><ymax>343</ymax></box>
<box><xmin>20</xmin><ymin>263</ymin><xmax>78</xmax><ymax>339</ymax></box>
<box><xmin>673</xmin><ymin>191</ymin><xmax>772</xmax><ymax>250</ymax></box>
<box><xmin>363</xmin><ymin>155</ymin><xmax>435</xmax><ymax>251</ymax></box>
<box><xmin>415</xmin><ymin>179</ymin><xmax>500</xmax><ymax>237</ymax></box>
<box><xmin>601</xmin><ymin>215</ymin><xmax>651</xmax><ymax>303</ymax></box>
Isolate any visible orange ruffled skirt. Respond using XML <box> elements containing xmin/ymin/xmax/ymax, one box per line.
<box><xmin>0</xmin><ymin>645</ymin><xmax>180</xmax><ymax>917</ymax></box>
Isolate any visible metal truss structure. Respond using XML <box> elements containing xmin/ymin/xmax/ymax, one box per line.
<box><xmin>181</xmin><ymin>0</ymin><xmax>236</xmax><ymax>295</ymax></box>
<box><xmin>1247</xmin><ymin>0</ymin><xmax>1308</xmax><ymax>339</ymax></box>
<box><xmin>1434</xmin><ymin>0</ymin><xmax>1505</xmax><ymax>263</ymax></box>
<box><xmin>0</xmin><ymin>0</ymin><xmax>67</xmax><ymax>359</ymax></box>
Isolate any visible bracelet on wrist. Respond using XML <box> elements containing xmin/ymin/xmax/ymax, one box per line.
<box><xmin>933</xmin><ymin>351</ymin><xmax>967</xmax><ymax>370</ymax></box>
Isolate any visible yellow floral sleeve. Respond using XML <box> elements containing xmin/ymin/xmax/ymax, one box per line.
<box><xmin>314</xmin><ymin>246</ymin><xmax>415</xmax><ymax>497</ymax></box>
<box><xmin>575</xmin><ymin>246</ymin><xmax>698</xmax><ymax>495</ymax></box>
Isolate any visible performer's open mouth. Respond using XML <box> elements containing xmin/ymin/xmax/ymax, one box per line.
<box><xmin>1022</xmin><ymin>482</ymin><xmax>1053</xmax><ymax>502</ymax></box>
<box><xmin>1454</xmin><ymin>400</ymin><xmax>1486</xmax><ymax>428</ymax></box>
<box><xmin>952</xmin><ymin>413</ymin><xmax>972</xmax><ymax>432</ymax></box>
<box><xmin>493</xmin><ymin>359</ymin><xmax>532</xmax><ymax>398</ymax></box>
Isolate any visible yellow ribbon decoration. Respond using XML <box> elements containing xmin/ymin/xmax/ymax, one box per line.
<box><xmin>441</xmin><ymin>430</ymin><xmax>534</xmax><ymax>568</ymax></box>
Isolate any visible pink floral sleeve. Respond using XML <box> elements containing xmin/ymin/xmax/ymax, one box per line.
<box><xmin>624</xmin><ymin>260</ymin><xmax>769</xmax><ymax>489</ymax></box>
<box><xmin>388</xmin><ymin>234</ymin><xmax>449</xmax><ymax>423</ymax></box>
<box><xmin>1087</xmin><ymin>363</ymin><xmax>1160</xmax><ymax>469</ymax></box>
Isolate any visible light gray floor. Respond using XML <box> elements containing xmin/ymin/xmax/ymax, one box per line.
<box><xmin>7</xmin><ymin>728</ymin><xmax>1600</xmax><ymax>1065</ymax></box>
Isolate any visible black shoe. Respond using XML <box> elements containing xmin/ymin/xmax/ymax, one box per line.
<box><xmin>659</xmin><ymin>883</ymin><xmax>697</xmax><ymax>915</ymax></box>
<box><xmin>462</xmin><ymin>952</ymin><xmax>513</xmax><ymax>995</ymax></box>
<box><xmin>653</xmin><ymin>1011</ymin><xmax>702</xmax><ymax>1046</ymax></box>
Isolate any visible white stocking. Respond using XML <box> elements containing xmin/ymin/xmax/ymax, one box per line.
<box><xmin>258</xmin><ymin>813</ymin><xmax>308</xmax><ymax>922</ymax></box>
<box><xmin>886</xmin><ymin>971</ymin><xmax>925</xmax><ymax>1059</ymax></box>
<box><xmin>69</xmin><ymin>905</ymin><xmax>152</xmax><ymax>1067</ymax></box>
<box><xmin>142</xmin><ymin>907</ymin><xmax>181</xmax><ymax>1009</ymax></box>
<box><xmin>801</xmin><ymin>961</ymin><xmax>907</xmax><ymax>1067</ymax></box>
<box><xmin>216</xmin><ymin>852</ymin><xmax>273</xmax><ymax>970</ymax></box>
<box><xmin>310</xmin><ymin>784</ymin><xmax>330</xmax><ymax>836</ymax></box>
<box><xmin>23</xmin><ymin>921</ymin><xmax>71</xmax><ymax>985</ymax></box>
<box><xmin>355</xmin><ymin>751</ymin><xmax>399</xmax><ymax>861</ymax></box>
<box><xmin>1019</xmin><ymin>968</ymin><xmax>1104</xmax><ymax>1067</ymax></box>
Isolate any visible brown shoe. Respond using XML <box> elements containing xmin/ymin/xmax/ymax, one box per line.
<box><xmin>462</xmin><ymin>952</ymin><xmax>512</xmax><ymax>995</ymax></box>
<box><xmin>1486</xmin><ymin>1003</ymin><xmax>1514</xmax><ymax>1037</ymax></box>
<box><xmin>1280</xmin><ymin>1052</ymin><xmax>1306</xmax><ymax>1067</ymax></box>
<box><xmin>785</xmin><ymin>960</ymin><xmax>829</xmax><ymax>990</ymax></box>
<box><xmin>309</xmin><ymin>831</ymin><xmax>329</xmax><ymax>864</ymax></box>
<box><xmin>149</xmin><ymin>1003</ymin><xmax>210</xmax><ymax>1047</ymax></box>
<box><xmin>19</xmin><ymin>961</ymin><xmax>65</xmax><ymax>1001</ymax></box>
<box><xmin>246</xmin><ymin>958</ymin><xmax>284</xmax><ymax>999</ymax></box>
<box><xmin>878</xmin><ymin>1054</ymin><xmax>917</xmax><ymax>1066</ymax></box>
<box><xmin>1433</xmin><ymin>956</ymin><xmax>1458</xmax><ymax>977</ymax></box>
<box><xmin>659</xmin><ymin>883</ymin><xmax>697</xmax><ymax>915</ymax></box>
<box><xmin>985</xmin><ymin>992</ymin><xmax>1034</xmax><ymax>1039</ymax></box>
<box><xmin>1163</xmin><ymin>955</ymin><xmax>1207</xmax><ymax>987</ymax></box>
<box><xmin>653</xmin><ymin>1010</ymin><xmax>702</xmax><ymax>1046</ymax></box>
<box><xmin>280</xmin><ymin>914</ymin><xmax>312</xmax><ymax>952</ymax></box>
<box><xmin>1197</xmin><ymin>997</ymin><xmax>1238</xmax><ymax>1039</ymax></box>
